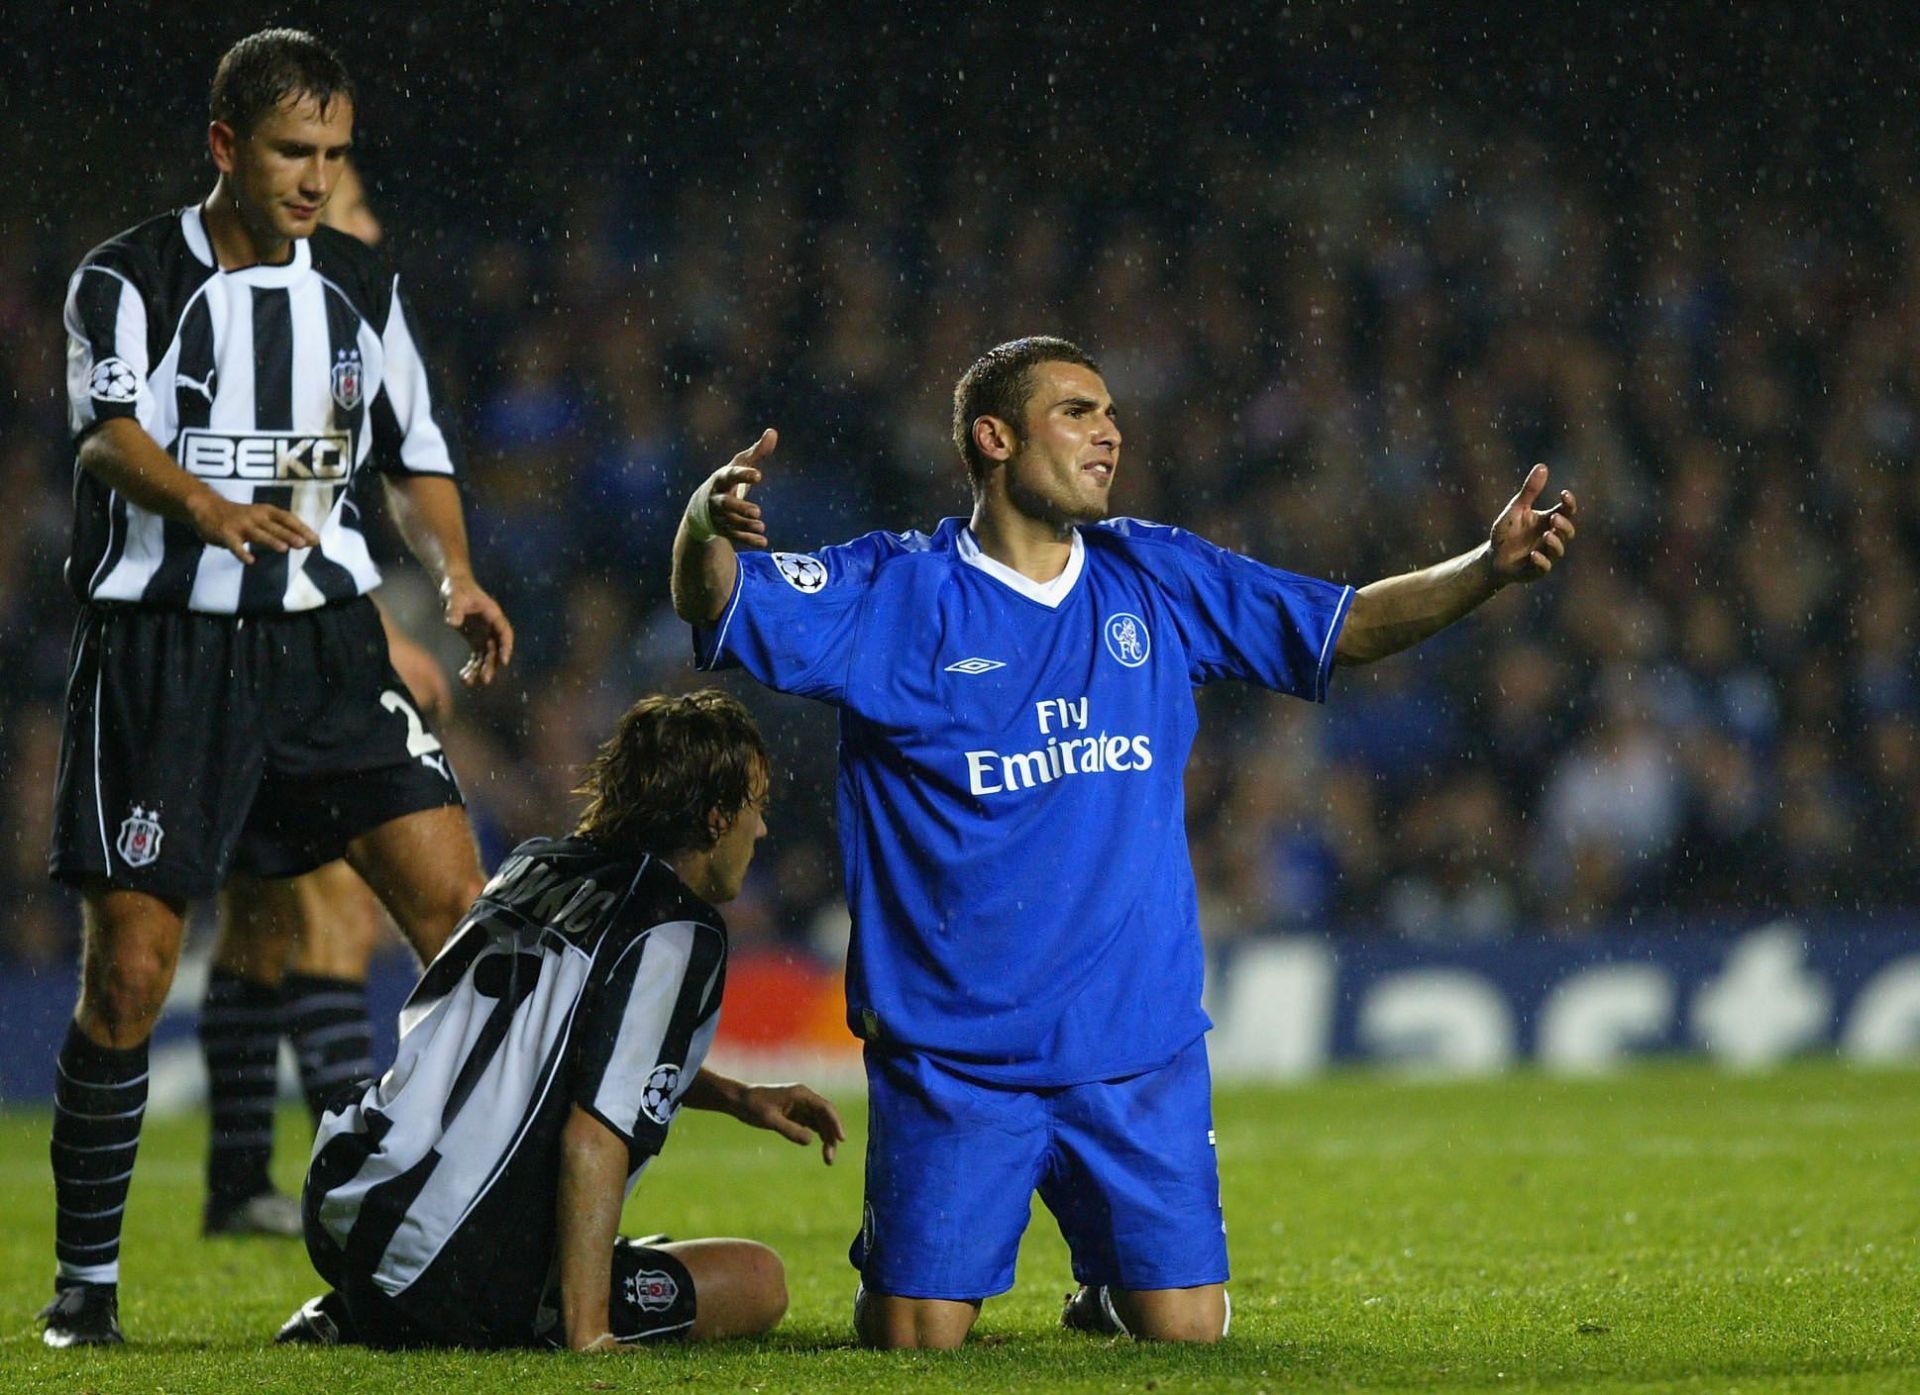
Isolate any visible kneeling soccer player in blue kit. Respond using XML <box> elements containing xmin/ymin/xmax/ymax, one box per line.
<box><xmin>671</xmin><ymin>336</ymin><xmax>1578</xmax><ymax>1348</ymax></box>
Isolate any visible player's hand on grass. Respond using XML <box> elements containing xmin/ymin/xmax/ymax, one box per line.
<box><xmin>685</xmin><ymin>429</ymin><xmax>776</xmax><ymax>550</ymax></box>
<box><xmin>1488</xmin><ymin>463</ymin><xmax>1577</xmax><ymax>584</ymax></box>
<box><xmin>735</xmin><ymin>1081</ymin><xmax>845</xmax><ymax>1165</ymax></box>
<box><xmin>188</xmin><ymin>490</ymin><xmax>321</xmax><ymax>563</ymax></box>
<box><xmin>440</xmin><ymin>573</ymin><xmax>514</xmax><ymax>687</ymax></box>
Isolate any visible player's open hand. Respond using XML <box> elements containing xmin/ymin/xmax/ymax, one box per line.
<box><xmin>441</xmin><ymin>573</ymin><xmax>515</xmax><ymax>687</ymax></box>
<box><xmin>1488</xmin><ymin>463</ymin><xmax>1577</xmax><ymax>584</ymax></box>
<box><xmin>687</xmin><ymin>429</ymin><xmax>776</xmax><ymax>550</ymax></box>
<box><xmin>734</xmin><ymin>1081</ymin><xmax>846</xmax><ymax>1165</ymax></box>
<box><xmin>189</xmin><ymin>492</ymin><xmax>321</xmax><ymax>563</ymax></box>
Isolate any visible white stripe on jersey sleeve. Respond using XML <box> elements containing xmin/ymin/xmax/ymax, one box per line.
<box><xmin>587</xmin><ymin>921</ymin><xmax>721</xmax><ymax>1141</ymax></box>
<box><xmin>64</xmin><ymin>266</ymin><xmax>156</xmax><ymax>439</ymax></box>
<box><xmin>378</xmin><ymin>277</ymin><xmax>456</xmax><ymax>477</ymax></box>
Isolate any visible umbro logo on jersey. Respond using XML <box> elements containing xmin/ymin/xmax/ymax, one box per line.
<box><xmin>945</xmin><ymin>657</ymin><xmax>1006</xmax><ymax>675</ymax></box>
<box><xmin>773</xmin><ymin>552</ymin><xmax>828</xmax><ymax>593</ymax></box>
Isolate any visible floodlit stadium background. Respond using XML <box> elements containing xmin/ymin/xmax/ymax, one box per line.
<box><xmin>3</xmin><ymin>5</ymin><xmax>1918</xmax><ymax>1090</ymax></box>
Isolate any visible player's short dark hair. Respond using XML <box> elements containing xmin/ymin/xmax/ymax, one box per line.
<box><xmin>210</xmin><ymin>28</ymin><xmax>355</xmax><ymax>135</ymax></box>
<box><xmin>951</xmin><ymin>336</ymin><xmax>1102</xmax><ymax>490</ymax></box>
<box><xmin>573</xmin><ymin>690</ymin><xmax>770</xmax><ymax>858</ymax></box>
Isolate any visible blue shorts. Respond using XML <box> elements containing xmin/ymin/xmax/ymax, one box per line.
<box><xmin>850</xmin><ymin>1036</ymin><xmax>1228</xmax><ymax>1300</ymax></box>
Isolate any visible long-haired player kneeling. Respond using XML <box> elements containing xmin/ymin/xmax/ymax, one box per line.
<box><xmin>281</xmin><ymin>690</ymin><xmax>843</xmax><ymax>1351</ymax></box>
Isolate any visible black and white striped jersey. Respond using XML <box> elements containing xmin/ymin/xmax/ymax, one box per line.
<box><xmin>62</xmin><ymin>204</ymin><xmax>458</xmax><ymax>615</ymax></box>
<box><xmin>303</xmin><ymin>837</ymin><xmax>726</xmax><ymax>1348</ymax></box>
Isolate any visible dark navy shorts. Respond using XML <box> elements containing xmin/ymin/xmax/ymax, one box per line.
<box><xmin>50</xmin><ymin>597</ymin><xmax>462</xmax><ymax>899</ymax></box>
<box><xmin>851</xmin><ymin>1036</ymin><xmax>1229</xmax><ymax>1300</ymax></box>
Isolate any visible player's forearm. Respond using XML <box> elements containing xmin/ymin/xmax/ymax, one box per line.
<box><xmin>671</xmin><ymin>519</ymin><xmax>738</xmax><ymax>625</ymax></box>
<box><xmin>1335</xmin><ymin>543</ymin><xmax>1505</xmax><ymax>666</ymax></box>
<box><xmin>555</xmin><ymin>1106</ymin><xmax>631</xmax><ymax>1351</ymax></box>
<box><xmin>679</xmin><ymin>1066</ymin><xmax>746</xmax><ymax>1118</ymax></box>
<box><xmin>78</xmin><ymin>419</ymin><xmax>225</xmax><ymax>531</ymax></box>
<box><xmin>384</xmin><ymin>475</ymin><xmax>477</xmax><ymax>587</ymax></box>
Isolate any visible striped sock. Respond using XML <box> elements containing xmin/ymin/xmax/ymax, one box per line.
<box><xmin>282</xmin><ymin>973</ymin><xmax>374</xmax><ymax>1123</ymax></box>
<box><xmin>51</xmin><ymin>1022</ymin><xmax>148</xmax><ymax>1286</ymax></box>
<box><xmin>200</xmin><ymin>968</ymin><xmax>281</xmax><ymax>1207</ymax></box>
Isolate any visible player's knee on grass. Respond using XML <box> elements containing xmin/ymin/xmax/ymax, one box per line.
<box><xmin>853</xmin><ymin>1289</ymin><xmax>981</xmax><ymax>1350</ymax></box>
<box><xmin>1111</xmin><ymin>1284</ymin><xmax>1229</xmax><ymax>1343</ymax></box>
<box><xmin>79</xmin><ymin>889</ymin><xmax>186</xmax><ymax>1045</ymax></box>
<box><xmin>663</xmin><ymin>1239</ymin><xmax>788</xmax><ymax>1339</ymax></box>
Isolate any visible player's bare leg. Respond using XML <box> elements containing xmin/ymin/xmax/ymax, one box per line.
<box><xmin>286</xmin><ymin>861</ymin><xmax>386</xmax><ymax>978</ymax></box>
<box><xmin>345</xmin><ymin>804</ymin><xmax>485</xmax><ymax>965</ymax></box>
<box><xmin>78</xmin><ymin>887</ymin><xmax>188</xmax><ymax>1048</ymax></box>
<box><xmin>654</xmin><ymin>1239</ymin><xmax>789</xmax><ymax>1339</ymax></box>
<box><xmin>853</xmin><ymin>1291</ymin><xmax>982</xmax><ymax>1350</ymax></box>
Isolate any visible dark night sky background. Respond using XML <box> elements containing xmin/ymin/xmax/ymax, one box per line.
<box><xmin>5</xmin><ymin>4</ymin><xmax>1912</xmax><ymax>253</ymax></box>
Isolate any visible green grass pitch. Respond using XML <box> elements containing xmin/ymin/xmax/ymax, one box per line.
<box><xmin>1</xmin><ymin>1060</ymin><xmax>1915</xmax><ymax>1392</ymax></box>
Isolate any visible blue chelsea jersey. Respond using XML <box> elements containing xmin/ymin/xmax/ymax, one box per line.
<box><xmin>695</xmin><ymin>517</ymin><xmax>1353</xmax><ymax>1085</ymax></box>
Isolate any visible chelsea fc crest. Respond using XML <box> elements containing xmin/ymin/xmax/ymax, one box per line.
<box><xmin>331</xmin><ymin>349</ymin><xmax>364</xmax><ymax>411</ymax></box>
<box><xmin>116</xmin><ymin>805</ymin><xmax>164</xmax><ymax>868</ymax></box>
<box><xmin>1104</xmin><ymin>612</ymin><xmax>1151</xmax><ymax>668</ymax></box>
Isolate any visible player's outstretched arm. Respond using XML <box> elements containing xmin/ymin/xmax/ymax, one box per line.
<box><xmin>1335</xmin><ymin>464</ymin><xmax>1578</xmax><ymax>666</ymax></box>
<box><xmin>555</xmin><ymin>1104</ymin><xmax>632</xmax><ymax>1352</ymax></box>
<box><xmin>680</xmin><ymin>1066</ymin><xmax>844</xmax><ymax>1165</ymax></box>
<box><xmin>671</xmin><ymin>428</ymin><xmax>776</xmax><ymax>625</ymax></box>
<box><xmin>80</xmin><ymin>418</ymin><xmax>320</xmax><ymax>563</ymax></box>
<box><xmin>383</xmin><ymin>475</ymin><xmax>515</xmax><ymax>686</ymax></box>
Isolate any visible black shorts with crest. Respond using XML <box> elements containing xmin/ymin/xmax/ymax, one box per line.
<box><xmin>50</xmin><ymin>595</ymin><xmax>461</xmax><ymax>899</ymax></box>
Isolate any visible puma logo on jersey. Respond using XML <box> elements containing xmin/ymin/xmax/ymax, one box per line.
<box><xmin>175</xmin><ymin>369</ymin><xmax>217</xmax><ymax>404</ymax></box>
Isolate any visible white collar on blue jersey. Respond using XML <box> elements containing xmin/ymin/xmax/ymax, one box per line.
<box><xmin>956</xmin><ymin>526</ymin><xmax>1086</xmax><ymax>609</ymax></box>
<box><xmin>180</xmin><ymin>205</ymin><xmax>313</xmax><ymax>287</ymax></box>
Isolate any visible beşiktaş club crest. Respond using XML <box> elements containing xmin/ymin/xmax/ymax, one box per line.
<box><xmin>116</xmin><ymin>805</ymin><xmax>164</xmax><ymax>868</ymax></box>
<box><xmin>1104</xmin><ymin>612</ymin><xmax>1151</xmax><ymax>668</ymax></box>
<box><xmin>624</xmin><ymin>1267</ymin><xmax>680</xmax><ymax>1312</ymax></box>
<box><xmin>330</xmin><ymin>348</ymin><xmax>364</xmax><ymax>411</ymax></box>
<box><xmin>773</xmin><ymin>551</ymin><xmax>828</xmax><ymax>594</ymax></box>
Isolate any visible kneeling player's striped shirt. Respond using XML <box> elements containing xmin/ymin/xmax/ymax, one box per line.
<box><xmin>304</xmin><ymin>837</ymin><xmax>725</xmax><ymax>1347</ymax></box>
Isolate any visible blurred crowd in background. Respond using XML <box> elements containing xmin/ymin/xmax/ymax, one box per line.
<box><xmin>3</xmin><ymin>6</ymin><xmax>1914</xmax><ymax>965</ymax></box>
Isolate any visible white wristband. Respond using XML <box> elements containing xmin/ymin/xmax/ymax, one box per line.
<box><xmin>684</xmin><ymin>483</ymin><xmax>718</xmax><ymax>544</ymax></box>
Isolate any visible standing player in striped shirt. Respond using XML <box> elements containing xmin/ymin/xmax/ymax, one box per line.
<box><xmin>41</xmin><ymin>30</ymin><xmax>512</xmax><ymax>1346</ymax></box>
<box><xmin>283</xmin><ymin>690</ymin><xmax>844</xmax><ymax>1351</ymax></box>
